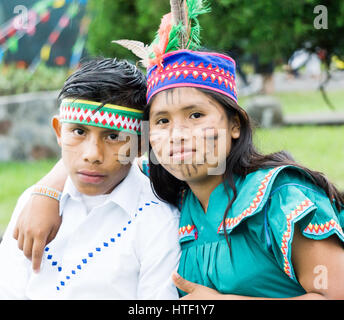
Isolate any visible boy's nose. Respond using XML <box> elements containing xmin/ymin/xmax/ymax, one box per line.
<box><xmin>82</xmin><ymin>139</ymin><xmax>104</xmax><ymax>164</ymax></box>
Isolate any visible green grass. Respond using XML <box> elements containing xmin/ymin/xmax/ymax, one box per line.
<box><xmin>273</xmin><ymin>90</ymin><xmax>344</xmax><ymax>115</ymax></box>
<box><xmin>238</xmin><ymin>89</ymin><xmax>344</xmax><ymax>115</ymax></box>
<box><xmin>0</xmin><ymin>159</ymin><xmax>57</xmax><ymax>234</ymax></box>
<box><xmin>254</xmin><ymin>126</ymin><xmax>344</xmax><ymax>191</ymax></box>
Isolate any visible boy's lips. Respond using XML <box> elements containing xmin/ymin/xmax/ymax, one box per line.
<box><xmin>77</xmin><ymin>170</ymin><xmax>107</xmax><ymax>184</ymax></box>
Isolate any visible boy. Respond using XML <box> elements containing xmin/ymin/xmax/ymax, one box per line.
<box><xmin>0</xmin><ymin>58</ymin><xmax>180</xmax><ymax>299</ymax></box>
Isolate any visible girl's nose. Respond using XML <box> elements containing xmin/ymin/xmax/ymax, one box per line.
<box><xmin>169</xmin><ymin>124</ymin><xmax>191</xmax><ymax>144</ymax></box>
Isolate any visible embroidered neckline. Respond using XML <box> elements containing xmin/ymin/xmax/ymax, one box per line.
<box><xmin>217</xmin><ymin>167</ymin><xmax>281</xmax><ymax>233</ymax></box>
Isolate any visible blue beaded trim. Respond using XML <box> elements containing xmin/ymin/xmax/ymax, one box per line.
<box><xmin>43</xmin><ymin>200</ymin><xmax>159</xmax><ymax>292</ymax></box>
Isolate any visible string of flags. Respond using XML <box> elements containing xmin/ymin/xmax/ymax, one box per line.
<box><xmin>0</xmin><ymin>0</ymin><xmax>89</xmax><ymax>71</ymax></box>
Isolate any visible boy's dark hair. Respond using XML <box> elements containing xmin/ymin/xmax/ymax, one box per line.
<box><xmin>58</xmin><ymin>58</ymin><xmax>147</xmax><ymax>110</ymax></box>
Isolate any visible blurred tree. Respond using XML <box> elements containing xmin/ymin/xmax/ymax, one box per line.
<box><xmin>86</xmin><ymin>0</ymin><xmax>169</xmax><ymax>62</ymax></box>
<box><xmin>86</xmin><ymin>0</ymin><xmax>344</xmax><ymax>67</ymax></box>
<box><xmin>202</xmin><ymin>0</ymin><xmax>344</xmax><ymax>67</ymax></box>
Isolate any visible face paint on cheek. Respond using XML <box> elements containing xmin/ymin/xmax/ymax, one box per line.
<box><xmin>61</xmin><ymin>142</ymin><xmax>79</xmax><ymax>154</ymax></box>
<box><xmin>193</xmin><ymin>126</ymin><xmax>229</xmax><ymax>173</ymax></box>
<box><xmin>150</xmin><ymin>129</ymin><xmax>171</xmax><ymax>164</ymax></box>
<box><xmin>115</xmin><ymin>144</ymin><xmax>134</xmax><ymax>165</ymax></box>
<box><xmin>192</xmin><ymin>127</ymin><xmax>217</xmax><ymax>166</ymax></box>
<box><xmin>112</xmin><ymin>153</ymin><xmax>123</xmax><ymax>164</ymax></box>
<box><xmin>191</xmin><ymin>163</ymin><xmax>198</xmax><ymax>173</ymax></box>
<box><xmin>207</xmin><ymin>129</ymin><xmax>229</xmax><ymax>176</ymax></box>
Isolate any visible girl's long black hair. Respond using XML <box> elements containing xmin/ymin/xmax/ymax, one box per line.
<box><xmin>144</xmin><ymin>87</ymin><xmax>344</xmax><ymax>248</ymax></box>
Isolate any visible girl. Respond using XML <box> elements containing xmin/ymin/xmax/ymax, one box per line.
<box><xmin>143</xmin><ymin>48</ymin><xmax>344</xmax><ymax>299</ymax></box>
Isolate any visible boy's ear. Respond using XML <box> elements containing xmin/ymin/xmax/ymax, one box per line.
<box><xmin>51</xmin><ymin>116</ymin><xmax>62</xmax><ymax>146</ymax></box>
<box><xmin>230</xmin><ymin>114</ymin><xmax>241</xmax><ymax>140</ymax></box>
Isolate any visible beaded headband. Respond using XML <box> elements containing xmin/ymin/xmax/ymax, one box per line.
<box><xmin>59</xmin><ymin>99</ymin><xmax>143</xmax><ymax>135</ymax></box>
<box><xmin>146</xmin><ymin>49</ymin><xmax>237</xmax><ymax>104</ymax></box>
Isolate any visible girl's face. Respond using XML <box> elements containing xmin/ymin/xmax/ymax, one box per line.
<box><xmin>149</xmin><ymin>87</ymin><xmax>240</xmax><ymax>183</ymax></box>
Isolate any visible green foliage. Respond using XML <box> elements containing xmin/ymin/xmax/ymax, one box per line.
<box><xmin>86</xmin><ymin>0</ymin><xmax>344</xmax><ymax>65</ymax></box>
<box><xmin>0</xmin><ymin>64</ymin><xmax>68</xmax><ymax>95</ymax></box>
<box><xmin>86</xmin><ymin>0</ymin><xmax>169</xmax><ymax>61</ymax></box>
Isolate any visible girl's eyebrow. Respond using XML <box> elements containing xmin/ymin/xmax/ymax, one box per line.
<box><xmin>150</xmin><ymin>110</ymin><xmax>169</xmax><ymax>118</ymax></box>
<box><xmin>181</xmin><ymin>104</ymin><xmax>206</xmax><ymax>111</ymax></box>
<box><xmin>151</xmin><ymin>104</ymin><xmax>207</xmax><ymax>118</ymax></box>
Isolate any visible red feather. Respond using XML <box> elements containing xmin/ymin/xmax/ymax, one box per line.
<box><xmin>149</xmin><ymin>13</ymin><xmax>172</xmax><ymax>69</ymax></box>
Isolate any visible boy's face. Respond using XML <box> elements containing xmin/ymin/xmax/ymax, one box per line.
<box><xmin>52</xmin><ymin>117</ymin><xmax>139</xmax><ymax>195</ymax></box>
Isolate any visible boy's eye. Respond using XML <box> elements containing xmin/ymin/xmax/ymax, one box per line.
<box><xmin>73</xmin><ymin>128</ymin><xmax>85</xmax><ymax>136</ymax></box>
<box><xmin>107</xmin><ymin>133</ymin><xmax>119</xmax><ymax>141</ymax></box>
<box><xmin>157</xmin><ymin>118</ymin><xmax>169</xmax><ymax>125</ymax></box>
<box><xmin>190</xmin><ymin>112</ymin><xmax>203</xmax><ymax>119</ymax></box>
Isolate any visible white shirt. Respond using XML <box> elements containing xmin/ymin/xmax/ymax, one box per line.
<box><xmin>0</xmin><ymin>160</ymin><xmax>181</xmax><ymax>300</ymax></box>
<box><xmin>80</xmin><ymin>193</ymin><xmax>110</xmax><ymax>214</ymax></box>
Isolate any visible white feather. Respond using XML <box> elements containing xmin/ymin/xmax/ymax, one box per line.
<box><xmin>112</xmin><ymin>39</ymin><xmax>150</xmax><ymax>67</ymax></box>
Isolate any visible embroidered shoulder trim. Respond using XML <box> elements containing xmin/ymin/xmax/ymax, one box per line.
<box><xmin>303</xmin><ymin>219</ymin><xmax>344</xmax><ymax>239</ymax></box>
<box><xmin>179</xmin><ymin>224</ymin><xmax>198</xmax><ymax>241</ymax></box>
<box><xmin>281</xmin><ymin>199</ymin><xmax>315</xmax><ymax>280</ymax></box>
<box><xmin>217</xmin><ymin>167</ymin><xmax>280</xmax><ymax>233</ymax></box>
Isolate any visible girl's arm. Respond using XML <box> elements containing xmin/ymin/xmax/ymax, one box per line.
<box><xmin>13</xmin><ymin>159</ymin><xmax>67</xmax><ymax>273</ymax></box>
<box><xmin>173</xmin><ymin>225</ymin><xmax>344</xmax><ymax>300</ymax></box>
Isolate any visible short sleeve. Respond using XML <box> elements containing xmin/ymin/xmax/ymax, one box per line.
<box><xmin>266</xmin><ymin>183</ymin><xmax>344</xmax><ymax>282</ymax></box>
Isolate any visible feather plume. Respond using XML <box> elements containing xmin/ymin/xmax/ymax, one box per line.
<box><xmin>149</xmin><ymin>13</ymin><xmax>174</xmax><ymax>68</ymax></box>
<box><xmin>112</xmin><ymin>39</ymin><xmax>150</xmax><ymax>67</ymax></box>
<box><xmin>112</xmin><ymin>0</ymin><xmax>211</xmax><ymax>69</ymax></box>
<box><xmin>185</xmin><ymin>0</ymin><xmax>211</xmax><ymax>50</ymax></box>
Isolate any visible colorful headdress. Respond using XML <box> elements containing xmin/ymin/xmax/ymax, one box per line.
<box><xmin>114</xmin><ymin>0</ymin><xmax>238</xmax><ymax>104</ymax></box>
<box><xmin>59</xmin><ymin>99</ymin><xmax>143</xmax><ymax>135</ymax></box>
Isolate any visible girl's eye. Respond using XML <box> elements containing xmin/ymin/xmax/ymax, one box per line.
<box><xmin>190</xmin><ymin>112</ymin><xmax>203</xmax><ymax>119</ymax></box>
<box><xmin>157</xmin><ymin>118</ymin><xmax>169</xmax><ymax>125</ymax></box>
<box><xmin>73</xmin><ymin>128</ymin><xmax>85</xmax><ymax>136</ymax></box>
<box><xmin>107</xmin><ymin>133</ymin><xmax>119</xmax><ymax>141</ymax></box>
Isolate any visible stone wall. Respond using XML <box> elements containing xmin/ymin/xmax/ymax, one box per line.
<box><xmin>0</xmin><ymin>91</ymin><xmax>60</xmax><ymax>161</ymax></box>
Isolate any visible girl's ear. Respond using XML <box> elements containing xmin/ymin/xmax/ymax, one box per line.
<box><xmin>230</xmin><ymin>114</ymin><xmax>241</xmax><ymax>139</ymax></box>
<box><xmin>51</xmin><ymin>116</ymin><xmax>62</xmax><ymax>147</ymax></box>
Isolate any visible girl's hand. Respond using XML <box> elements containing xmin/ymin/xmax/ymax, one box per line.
<box><xmin>172</xmin><ymin>272</ymin><xmax>223</xmax><ymax>300</ymax></box>
<box><xmin>13</xmin><ymin>195</ymin><xmax>62</xmax><ymax>273</ymax></box>
<box><xmin>13</xmin><ymin>159</ymin><xmax>66</xmax><ymax>273</ymax></box>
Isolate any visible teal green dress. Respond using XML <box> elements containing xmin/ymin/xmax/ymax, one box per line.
<box><xmin>177</xmin><ymin>165</ymin><xmax>344</xmax><ymax>298</ymax></box>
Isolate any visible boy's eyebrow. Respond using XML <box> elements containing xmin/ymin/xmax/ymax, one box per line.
<box><xmin>66</xmin><ymin>123</ymin><xmax>90</xmax><ymax>130</ymax></box>
<box><xmin>102</xmin><ymin>129</ymin><xmax>119</xmax><ymax>135</ymax></box>
<box><xmin>66</xmin><ymin>123</ymin><xmax>119</xmax><ymax>135</ymax></box>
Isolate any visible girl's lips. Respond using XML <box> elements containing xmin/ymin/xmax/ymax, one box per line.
<box><xmin>77</xmin><ymin>171</ymin><xmax>107</xmax><ymax>184</ymax></box>
<box><xmin>169</xmin><ymin>150</ymin><xmax>196</xmax><ymax>162</ymax></box>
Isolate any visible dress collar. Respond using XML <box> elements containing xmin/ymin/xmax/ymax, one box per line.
<box><xmin>178</xmin><ymin>166</ymin><xmax>290</xmax><ymax>242</ymax></box>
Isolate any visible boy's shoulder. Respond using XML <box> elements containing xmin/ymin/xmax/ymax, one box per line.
<box><xmin>132</xmin><ymin>161</ymin><xmax>180</xmax><ymax>222</ymax></box>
